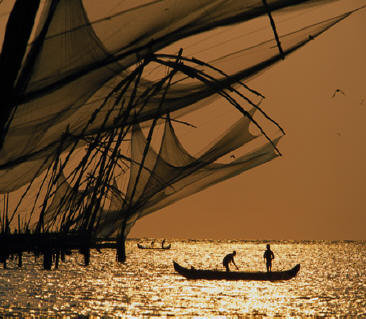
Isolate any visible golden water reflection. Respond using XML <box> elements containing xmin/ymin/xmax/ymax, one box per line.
<box><xmin>0</xmin><ymin>240</ymin><xmax>365</xmax><ymax>317</ymax></box>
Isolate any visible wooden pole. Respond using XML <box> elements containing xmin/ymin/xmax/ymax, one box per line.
<box><xmin>262</xmin><ymin>0</ymin><xmax>285</xmax><ymax>59</ymax></box>
<box><xmin>0</xmin><ymin>0</ymin><xmax>40</xmax><ymax>149</ymax></box>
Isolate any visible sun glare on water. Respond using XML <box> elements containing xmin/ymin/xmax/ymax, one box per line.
<box><xmin>0</xmin><ymin>240</ymin><xmax>365</xmax><ymax>317</ymax></box>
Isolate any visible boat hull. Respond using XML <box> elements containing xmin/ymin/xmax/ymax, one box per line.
<box><xmin>173</xmin><ymin>261</ymin><xmax>300</xmax><ymax>281</ymax></box>
<box><xmin>137</xmin><ymin>243</ymin><xmax>171</xmax><ymax>250</ymax></box>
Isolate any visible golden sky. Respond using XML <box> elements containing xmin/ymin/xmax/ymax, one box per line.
<box><xmin>130</xmin><ymin>0</ymin><xmax>366</xmax><ymax>240</ymax></box>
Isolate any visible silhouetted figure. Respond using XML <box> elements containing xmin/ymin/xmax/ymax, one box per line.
<box><xmin>223</xmin><ymin>250</ymin><xmax>238</xmax><ymax>272</ymax></box>
<box><xmin>151</xmin><ymin>240</ymin><xmax>155</xmax><ymax>247</ymax></box>
<box><xmin>263</xmin><ymin>244</ymin><xmax>275</xmax><ymax>272</ymax></box>
<box><xmin>161</xmin><ymin>239</ymin><xmax>166</xmax><ymax>248</ymax></box>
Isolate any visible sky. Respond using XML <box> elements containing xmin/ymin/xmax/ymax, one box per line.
<box><xmin>0</xmin><ymin>0</ymin><xmax>365</xmax><ymax>241</ymax></box>
<box><xmin>129</xmin><ymin>0</ymin><xmax>366</xmax><ymax>240</ymax></box>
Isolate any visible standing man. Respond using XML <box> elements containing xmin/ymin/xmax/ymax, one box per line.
<box><xmin>263</xmin><ymin>244</ymin><xmax>275</xmax><ymax>272</ymax></box>
<box><xmin>223</xmin><ymin>251</ymin><xmax>239</xmax><ymax>272</ymax></box>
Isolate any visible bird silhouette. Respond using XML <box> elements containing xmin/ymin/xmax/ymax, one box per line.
<box><xmin>332</xmin><ymin>89</ymin><xmax>346</xmax><ymax>98</ymax></box>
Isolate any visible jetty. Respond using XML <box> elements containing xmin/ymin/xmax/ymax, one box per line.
<box><xmin>0</xmin><ymin>232</ymin><xmax>117</xmax><ymax>270</ymax></box>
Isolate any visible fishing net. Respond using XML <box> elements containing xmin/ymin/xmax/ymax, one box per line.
<box><xmin>0</xmin><ymin>0</ymin><xmax>359</xmax><ymax>240</ymax></box>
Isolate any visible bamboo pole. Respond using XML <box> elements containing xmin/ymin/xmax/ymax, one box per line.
<box><xmin>262</xmin><ymin>0</ymin><xmax>284</xmax><ymax>59</ymax></box>
<box><xmin>154</xmin><ymin>57</ymin><xmax>283</xmax><ymax>156</ymax></box>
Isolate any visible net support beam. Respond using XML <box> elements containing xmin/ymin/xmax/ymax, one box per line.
<box><xmin>262</xmin><ymin>0</ymin><xmax>285</xmax><ymax>59</ymax></box>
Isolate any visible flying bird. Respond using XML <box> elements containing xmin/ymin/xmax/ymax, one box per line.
<box><xmin>332</xmin><ymin>89</ymin><xmax>346</xmax><ymax>98</ymax></box>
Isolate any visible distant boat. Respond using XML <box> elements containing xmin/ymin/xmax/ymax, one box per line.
<box><xmin>173</xmin><ymin>261</ymin><xmax>300</xmax><ymax>281</ymax></box>
<box><xmin>137</xmin><ymin>243</ymin><xmax>171</xmax><ymax>250</ymax></box>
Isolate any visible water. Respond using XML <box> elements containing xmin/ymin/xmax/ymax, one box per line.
<box><xmin>0</xmin><ymin>239</ymin><xmax>365</xmax><ymax>317</ymax></box>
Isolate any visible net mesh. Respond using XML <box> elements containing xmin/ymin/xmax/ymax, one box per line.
<box><xmin>0</xmin><ymin>0</ymin><xmax>359</xmax><ymax>239</ymax></box>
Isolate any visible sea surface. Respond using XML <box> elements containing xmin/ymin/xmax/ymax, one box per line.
<box><xmin>0</xmin><ymin>239</ymin><xmax>365</xmax><ymax>318</ymax></box>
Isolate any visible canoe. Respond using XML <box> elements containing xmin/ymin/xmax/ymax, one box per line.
<box><xmin>137</xmin><ymin>243</ymin><xmax>171</xmax><ymax>250</ymax></box>
<box><xmin>173</xmin><ymin>261</ymin><xmax>300</xmax><ymax>281</ymax></box>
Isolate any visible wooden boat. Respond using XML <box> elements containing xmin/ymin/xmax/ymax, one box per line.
<box><xmin>137</xmin><ymin>243</ymin><xmax>171</xmax><ymax>250</ymax></box>
<box><xmin>173</xmin><ymin>261</ymin><xmax>300</xmax><ymax>281</ymax></box>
